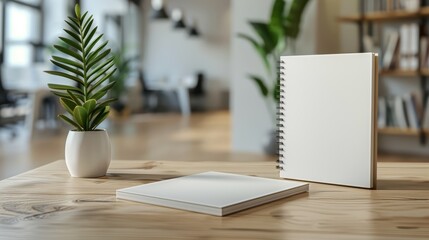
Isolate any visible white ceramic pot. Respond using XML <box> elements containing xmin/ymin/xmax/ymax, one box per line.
<box><xmin>65</xmin><ymin>130</ymin><xmax>111</xmax><ymax>178</ymax></box>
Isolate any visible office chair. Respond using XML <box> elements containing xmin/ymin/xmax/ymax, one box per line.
<box><xmin>138</xmin><ymin>70</ymin><xmax>160</xmax><ymax>112</ymax></box>
<box><xmin>188</xmin><ymin>72</ymin><xmax>206</xmax><ymax>111</ymax></box>
<box><xmin>0</xmin><ymin>70</ymin><xmax>24</xmax><ymax>138</ymax></box>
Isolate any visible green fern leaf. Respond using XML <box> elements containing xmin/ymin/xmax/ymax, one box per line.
<box><xmin>83</xmin><ymin>99</ymin><xmax>96</xmax><ymax>113</ymax></box>
<box><xmin>90</xmin><ymin>106</ymin><xmax>110</xmax><ymax>130</ymax></box>
<box><xmin>50</xmin><ymin>60</ymin><xmax>84</xmax><ymax>77</ymax></box>
<box><xmin>59</xmin><ymin>114</ymin><xmax>83</xmax><ymax>131</ymax></box>
<box><xmin>51</xmin><ymin>91</ymin><xmax>73</xmax><ymax>100</ymax></box>
<box><xmin>80</xmin><ymin>12</ymin><xmax>88</xmax><ymax>23</ymax></box>
<box><xmin>73</xmin><ymin>106</ymin><xmax>88</xmax><ymax>129</ymax></box>
<box><xmin>67</xmin><ymin>90</ymin><xmax>84</xmax><ymax>105</ymax></box>
<box><xmin>83</xmin><ymin>22</ymin><xmax>95</xmax><ymax>40</ymax></box>
<box><xmin>87</xmin><ymin>57</ymin><xmax>116</xmax><ymax>84</ymax></box>
<box><xmin>84</xmin><ymin>35</ymin><xmax>103</xmax><ymax>56</ymax></box>
<box><xmin>44</xmin><ymin>71</ymin><xmax>84</xmax><ymax>85</ymax></box>
<box><xmin>58</xmin><ymin>37</ymin><xmax>82</xmax><ymax>52</ymax></box>
<box><xmin>87</xmin><ymin>49</ymin><xmax>111</xmax><ymax>69</ymax></box>
<box><xmin>48</xmin><ymin>83</ymin><xmax>84</xmax><ymax>94</ymax></box>
<box><xmin>54</xmin><ymin>45</ymin><xmax>83</xmax><ymax>62</ymax></box>
<box><xmin>60</xmin><ymin>98</ymin><xmax>77</xmax><ymax>115</ymax></box>
<box><xmin>64</xmin><ymin>29</ymin><xmax>80</xmax><ymax>42</ymax></box>
<box><xmin>82</xmin><ymin>16</ymin><xmax>93</xmax><ymax>31</ymax></box>
<box><xmin>83</xmin><ymin>17</ymin><xmax>94</xmax><ymax>31</ymax></box>
<box><xmin>74</xmin><ymin>4</ymin><xmax>81</xmax><ymax>18</ymax></box>
<box><xmin>87</xmin><ymin>70</ymin><xmax>117</xmax><ymax>94</ymax></box>
<box><xmin>64</xmin><ymin>20</ymin><xmax>80</xmax><ymax>33</ymax></box>
<box><xmin>52</xmin><ymin>56</ymin><xmax>83</xmax><ymax>69</ymax></box>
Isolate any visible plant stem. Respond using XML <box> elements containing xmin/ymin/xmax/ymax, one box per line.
<box><xmin>77</xmin><ymin>14</ymin><xmax>89</xmax><ymax>130</ymax></box>
<box><xmin>77</xmin><ymin>15</ymin><xmax>88</xmax><ymax>103</ymax></box>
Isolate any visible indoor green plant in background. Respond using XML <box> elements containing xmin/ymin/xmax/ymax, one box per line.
<box><xmin>45</xmin><ymin>4</ymin><xmax>117</xmax><ymax>177</ymax></box>
<box><xmin>238</xmin><ymin>0</ymin><xmax>309</xmax><ymax>154</ymax></box>
<box><xmin>109</xmin><ymin>50</ymin><xmax>138</xmax><ymax>116</ymax></box>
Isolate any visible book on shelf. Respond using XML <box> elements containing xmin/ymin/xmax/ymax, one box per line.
<box><xmin>383</xmin><ymin>30</ymin><xmax>400</xmax><ymax>69</ymax></box>
<box><xmin>399</xmin><ymin>24</ymin><xmax>419</xmax><ymax>70</ymax></box>
<box><xmin>380</xmin><ymin>24</ymin><xmax>419</xmax><ymax>71</ymax></box>
<box><xmin>404</xmin><ymin>94</ymin><xmax>419</xmax><ymax>129</ymax></box>
<box><xmin>399</xmin><ymin>24</ymin><xmax>409</xmax><ymax>70</ymax></box>
<box><xmin>411</xmin><ymin>92</ymin><xmax>423</xmax><ymax>121</ymax></box>
<box><xmin>409</xmin><ymin>24</ymin><xmax>419</xmax><ymax>70</ymax></box>
<box><xmin>421</xmin><ymin>35</ymin><xmax>429</xmax><ymax>70</ymax></box>
<box><xmin>363</xmin><ymin>35</ymin><xmax>376</xmax><ymax>52</ymax></box>
<box><xmin>395</xmin><ymin>96</ymin><xmax>409</xmax><ymax>128</ymax></box>
<box><xmin>402</xmin><ymin>97</ymin><xmax>411</xmax><ymax>127</ymax></box>
<box><xmin>379</xmin><ymin>93</ymin><xmax>422</xmax><ymax>131</ymax></box>
<box><xmin>363</xmin><ymin>0</ymin><xmax>419</xmax><ymax>13</ymax></box>
<box><xmin>386</xmin><ymin>98</ymin><xmax>397</xmax><ymax>126</ymax></box>
<box><xmin>401</xmin><ymin>0</ymin><xmax>420</xmax><ymax>11</ymax></box>
<box><xmin>421</xmin><ymin>38</ymin><xmax>428</xmax><ymax>69</ymax></box>
<box><xmin>422</xmin><ymin>97</ymin><xmax>429</xmax><ymax>129</ymax></box>
<box><xmin>378</xmin><ymin>98</ymin><xmax>387</xmax><ymax>128</ymax></box>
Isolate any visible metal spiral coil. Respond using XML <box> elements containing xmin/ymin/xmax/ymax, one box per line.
<box><xmin>277</xmin><ymin>59</ymin><xmax>286</xmax><ymax>170</ymax></box>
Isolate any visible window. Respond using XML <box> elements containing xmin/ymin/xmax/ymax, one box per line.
<box><xmin>1</xmin><ymin>0</ymin><xmax>43</xmax><ymax>66</ymax></box>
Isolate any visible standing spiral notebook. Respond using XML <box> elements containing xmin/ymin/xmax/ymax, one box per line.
<box><xmin>278</xmin><ymin>53</ymin><xmax>378</xmax><ymax>189</ymax></box>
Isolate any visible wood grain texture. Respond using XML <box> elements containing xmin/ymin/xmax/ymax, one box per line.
<box><xmin>0</xmin><ymin>160</ymin><xmax>429</xmax><ymax>240</ymax></box>
<box><xmin>378</xmin><ymin>127</ymin><xmax>420</xmax><ymax>136</ymax></box>
<box><xmin>380</xmin><ymin>70</ymin><xmax>419</xmax><ymax>77</ymax></box>
<box><xmin>338</xmin><ymin>10</ymin><xmax>423</xmax><ymax>23</ymax></box>
<box><xmin>339</xmin><ymin>7</ymin><xmax>429</xmax><ymax>23</ymax></box>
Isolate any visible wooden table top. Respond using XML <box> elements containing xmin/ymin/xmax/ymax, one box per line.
<box><xmin>0</xmin><ymin>160</ymin><xmax>428</xmax><ymax>240</ymax></box>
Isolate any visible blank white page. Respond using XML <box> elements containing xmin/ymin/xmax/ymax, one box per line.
<box><xmin>279</xmin><ymin>53</ymin><xmax>377</xmax><ymax>188</ymax></box>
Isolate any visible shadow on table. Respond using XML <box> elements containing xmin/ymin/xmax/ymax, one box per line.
<box><xmin>104</xmin><ymin>172</ymin><xmax>180</xmax><ymax>181</ymax></box>
<box><xmin>376</xmin><ymin>179</ymin><xmax>429</xmax><ymax>190</ymax></box>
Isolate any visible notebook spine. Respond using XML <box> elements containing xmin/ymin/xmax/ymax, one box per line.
<box><xmin>277</xmin><ymin>59</ymin><xmax>285</xmax><ymax>171</ymax></box>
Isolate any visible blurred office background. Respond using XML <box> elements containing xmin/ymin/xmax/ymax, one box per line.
<box><xmin>0</xmin><ymin>0</ymin><xmax>427</xmax><ymax>179</ymax></box>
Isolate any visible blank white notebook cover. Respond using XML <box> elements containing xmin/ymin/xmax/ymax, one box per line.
<box><xmin>279</xmin><ymin>53</ymin><xmax>378</xmax><ymax>188</ymax></box>
<box><xmin>116</xmin><ymin>171</ymin><xmax>309</xmax><ymax>216</ymax></box>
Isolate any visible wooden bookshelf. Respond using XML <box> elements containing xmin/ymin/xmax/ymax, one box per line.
<box><xmin>338</xmin><ymin>15</ymin><xmax>362</xmax><ymax>22</ymax></box>
<box><xmin>364</xmin><ymin>10</ymin><xmax>420</xmax><ymax>22</ymax></box>
<box><xmin>379</xmin><ymin>69</ymin><xmax>429</xmax><ymax>77</ymax></box>
<box><xmin>339</xmin><ymin>7</ymin><xmax>429</xmax><ymax>23</ymax></box>
<box><xmin>419</xmin><ymin>6</ymin><xmax>429</xmax><ymax>16</ymax></box>
<box><xmin>420</xmin><ymin>68</ymin><xmax>429</xmax><ymax>76</ymax></box>
<box><xmin>378</xmin><ymin>127</ymin><xmax>420</xmax><ymax>136</ymax></box>
<box><xmin>380</xmin><ymin>70</ymin><xmax>419</xmax><ymax>77</ymax></box>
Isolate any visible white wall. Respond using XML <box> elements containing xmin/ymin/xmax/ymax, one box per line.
<box><xmin>82</xmin><ymin>0</ymin><xmax>128</xmax><ymax>25</ymax></box>
<box><xmin>43</xmin><ymin>0</ymin><xmax>69</xmax><ymax>45</ymax></box>
<box><xmin>140</xmin><ymin>0</ymin><xmax>231</xmax><ymax>109</ymax></box>
<box><xmin>230</xmin><ymin>0</ymin><xmax>318</xmax><ymax>153</ymax></box>
<box><xmin>82</xmin><ymin>0</ymin><xmax>129</xmax><ymax>49</ymax></box>
<box><xmin>339</xmin><ymin>0</ymin><xmax>359</xmax><ymax>53</ymax></box>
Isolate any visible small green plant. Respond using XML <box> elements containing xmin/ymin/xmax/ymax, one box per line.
<box><xmin>109</xmin><ymin>50</ymin><xmax>138</xmax><ymax>101</ymax></box>
<box><xmin>238</xmin><ymin>0</ymin><xmax>309</xmax><ymax>121</ymax></box>
<box><xmin>45</xmin><ymin>4</ymin><xmax>117</xmax><ymax>131</ymax></box>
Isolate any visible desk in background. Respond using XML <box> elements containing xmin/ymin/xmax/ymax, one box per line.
<box><xmin>0</xmin><ymin>160</ymin><xmax>428</xmax><ymax>239</ymax></box>
<box><xmin>145</xmin><ymin>75</ymin><xmax>198</xmax><ymax>116</ymax></box>
<box><xmin>2</xmin><ymin>66</ymin><xmax>63</xmax><ymax>137</ymax></box>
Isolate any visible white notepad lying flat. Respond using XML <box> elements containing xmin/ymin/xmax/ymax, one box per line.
<box><xmin>278</xmin><ymin>53</ymin><xmax>378</xmax><ymax>188</ymax></box>
<box><xmin>116</xmin><ymin>171</ymin><xmax>309</xmax><ymax>216</ymax></box>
